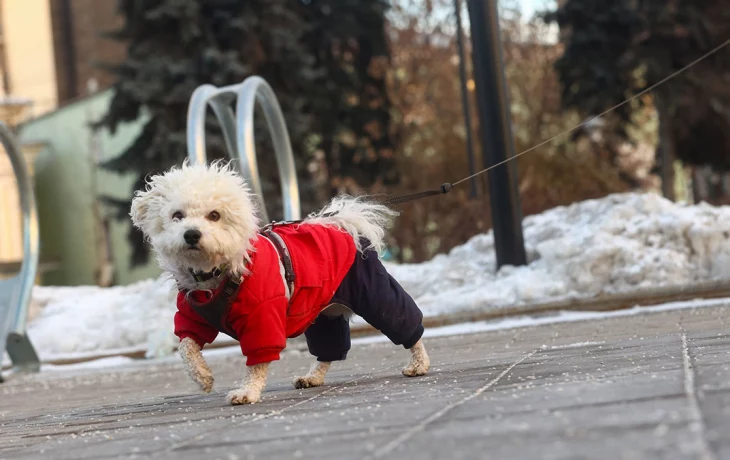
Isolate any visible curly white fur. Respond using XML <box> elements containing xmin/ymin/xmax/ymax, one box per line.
<box><xmin>293</xmin><ymin>361</ymin><xmax>331</xmax><ymax>389</ymax></box>
<box><xmin>130</xmin><ymin>160</ymin><xmax>259</xmax><ymax>290</ymax></box>
<box><xmin>402</xmin><ymin>339</ymin><xmax>430</xmax><ymax>377</ymax></box>
<box><xmin>130</xmin><ymin>162</ymin><xmax>397</xmax><ymax>290</ymax></box>
<box><xmin>179</xmin><ymin>337</ymin><xmax>215</xmax><ymax>392</ymax></box>
<box><xmin>227</xmin><ymin>363</ymin><xmax>269</xmax><ymax>405</ymax></box>
<box><xmin>303</xmin><ymin>195</ymin><xmax>399</xmax><ymax>254</ymax></box>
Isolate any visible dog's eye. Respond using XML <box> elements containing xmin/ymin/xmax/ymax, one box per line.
<box><xmin>207</xmin><ymin>211</ymin><xmax>220</xmax><ymax>222</ymax></box>
<box><xmin>172</xmin><ymin>211</ymin><xmax>184</xmax><ymax>221</ymax></box>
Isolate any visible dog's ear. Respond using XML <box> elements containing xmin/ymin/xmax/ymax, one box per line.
<box><xmin>130</xmin><ymin>186</ymin><xmax>164</xmax><ymax>237</ymax></box>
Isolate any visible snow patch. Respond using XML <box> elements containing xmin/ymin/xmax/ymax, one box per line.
<box><xmin>41</xmin><ymin>356</ymin><xmax>137</xmax><ymax>372</ymax></box>
<box><xmin>26</xmin><ymin>277</ymin><xmax>179</xmax><ymax>362</ymax></box>
<box><xmin>385</xmin><ymin>192</ymin><xmax>730</xmax><ymax>316</ymax></box>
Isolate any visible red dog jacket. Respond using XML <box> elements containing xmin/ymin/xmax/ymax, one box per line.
<box><xmin>174</xmin><ymin>224</ymin><xmax>357</xmax><ymax>365</ymax></box>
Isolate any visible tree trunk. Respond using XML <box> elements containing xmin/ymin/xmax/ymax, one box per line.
<box><xmin>655</xmin><ymin>97</ymin><xmax>676</xmax><ymax>201</ymax></box>
<box><xmin>692</xmin><ymin>166</ymin><xmax>710</xmax><ymax>204</ymax></box>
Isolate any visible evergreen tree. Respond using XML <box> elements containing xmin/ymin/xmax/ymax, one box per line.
<box><xmin>545</xmin><ymin>0</ymin><xmax>730</xmax><ymax>181</ymax></box>
<box><xmin>98</xmin><ymin>0</ymin><xmax>394</xmax><ymax>266</ymax></box>
<box><xmin>301</xmin><ymin>0</ymin><xmax>397</xmax><ymax>195</ymax></box>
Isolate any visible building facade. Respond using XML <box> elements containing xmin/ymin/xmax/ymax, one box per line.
<box><xmin>19</xmin><ymin>91</ymin><xmax>159</xmax><ymax>286</ymax></box>
<box><xmin>0</xmin><ymin>0</ymin><xmax>124</xmax><ymax>117</ymax></box>
<box><xmin>0</xmin><ymin>1</ymin><xmax>130</xmax><ymax>283</ymax></box>
<box><xmin>49</xmin><ymin>0</ymin><xmax>126</xmax><ymax>104</ymax></box>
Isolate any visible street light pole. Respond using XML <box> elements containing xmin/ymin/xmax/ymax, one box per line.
<box><xmin>465</xmin><ymin>0</ymin><xmax>526</xmax><ymax>268</ymax></box>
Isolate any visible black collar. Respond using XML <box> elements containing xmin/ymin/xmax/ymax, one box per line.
<box><xmin>189</xmin><ymin>265</ymin><xmax>227</xmax><ymax>283</ymax></box>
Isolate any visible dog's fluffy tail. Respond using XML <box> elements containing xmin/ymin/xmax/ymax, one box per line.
<box><xmin>303</xmin><ymin>195</ymin><xmax>398</xmax><ymax>254</ymax></box>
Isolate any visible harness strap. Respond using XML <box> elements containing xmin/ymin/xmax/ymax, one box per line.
<box><xmin>261</xmin><ymin>230</ymin><xmax>296</xmax><ymax>296</ymax></box>
<box><xmin>184</xmin><ymin>275</ymin><xmax>241</xmax><ymax>340</ymax></box>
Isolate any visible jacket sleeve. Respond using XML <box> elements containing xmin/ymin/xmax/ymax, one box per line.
<box><xmin>174</xmin><ymin>292</ymin><xmax>219</xmax><ymax>348</ymax></box>
<box><xmin>233</xmin><ymin>295</ymin><xmax>289</xmax><ymax>366</ymax></box>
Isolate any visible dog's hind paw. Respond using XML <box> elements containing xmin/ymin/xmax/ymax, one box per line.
<box><xmin>402</xmin><ymin>360</ymin><xmax>430</xmax><ymax>377</ymax></box>
<box><xmin>293</xmin><ymin>361</ymin><xmax>330</xmax><ymax>389</ymax></box>
<box><xmin>402</xmin><ymin>339</ymin><xmax>430</xmax><ymax>377</ymax></box>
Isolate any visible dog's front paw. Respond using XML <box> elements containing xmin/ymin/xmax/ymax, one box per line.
<box><xmin>179</xmin><ymin>337</ymin><xmax>214</xmax><ymax>393</ymax></box>
<box><xmin>226</xmin><ymin>388</ymin><xmax>261</xmax><ymax>405</ymax></box>
<box><xmin>195</xmin><ymin>368</ymin><xmax>214</xmax><ymax>393</ymax></box>
<box><xmin>293</xmin><ymin>375</ymin><xmax>325</xmax><ymax>389</ymax></box>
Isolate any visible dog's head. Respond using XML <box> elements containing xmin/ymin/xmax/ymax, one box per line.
<box><xmin>131</xmin><ymin>161</ymin><xmax>259</xmax><ymax>286</ymax></box>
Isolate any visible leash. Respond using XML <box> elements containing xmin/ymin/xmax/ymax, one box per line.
<box><xmin>261</xmin><ymin>39</ymin><xmax>728</xmax><ymax>213</ymax></box>
<box><xmin>381</xmin><ymin>183</ymin><xmax>453</xmax><ymax>206</ymax></box>
<box><xmin>379</xmin><ymin>37</ymin><xmax>730</xmax><ymax>206</ymax></box>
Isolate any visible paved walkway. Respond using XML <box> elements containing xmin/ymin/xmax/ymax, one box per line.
<box><xmin>1</xmin><ymin>303</ymin><xmax>729</xmax><ymax>460</ymax></box>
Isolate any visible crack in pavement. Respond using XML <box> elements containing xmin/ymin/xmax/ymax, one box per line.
<box><xmin>372</xmin><ymin>348</ymin><xmax>539</xmax><ymax>458</ymax></box>
<box><xmin>680</xmin><ymin>327</ymin><xmax>716</xmax><ymax>460</ymax></box>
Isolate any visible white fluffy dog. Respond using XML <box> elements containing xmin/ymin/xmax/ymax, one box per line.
<box><xmin>131</xmin><ymin>161</ymin><xmax>429</xmax><ymax>405</ymax></box>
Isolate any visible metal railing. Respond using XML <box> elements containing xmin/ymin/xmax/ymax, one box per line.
<box><xmin>186</xmin><ymin>76</ymin><xmax>301</xmax><ymax>223</ymax></box>
<box><xmin>0</xmin><ymin>122</ymin><xmax>40</xmax><ymax>380</ymax></box>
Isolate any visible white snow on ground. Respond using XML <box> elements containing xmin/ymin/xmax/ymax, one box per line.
<box><xmin>17</xmin><ymin>192</ymin><xmax>730</xmax><ymax>363</ymax></box>
<box><xmin>25</xmin><ymin>278</ymin><xmax>179</xmax><ymax>362</ymax></box>
<box><xmin>384</xmin><ymin>192</ymin><xmax>730</xmax><ymax>316</ymax></box>
<box><xmin>41</xmin><ymin>356</ymin><xmax>137</xmax><ymax>373</ymax></box>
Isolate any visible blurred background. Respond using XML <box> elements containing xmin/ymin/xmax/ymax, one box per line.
<box><xmin>0</xmin><ymin>0</ymin><xmax>728</xmax><ymax>289</ymax></box>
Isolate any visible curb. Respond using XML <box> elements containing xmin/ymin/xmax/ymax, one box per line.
<box><xmin>348</xmin><ymin>279</ymin><xmax>730</xmax><ymax>337</ymax></box>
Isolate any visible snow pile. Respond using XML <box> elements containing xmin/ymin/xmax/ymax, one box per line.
<box><xmin>385</xmin><ymin>192</ymin><xmax>730</xmax><ymax>316</ymax></box>
<box><xmin>26</xmin><ymin>277</ymin><xmax>178</xmax><ymax>361</ymax></box>
<box><xmin>20</xmin><ymin>192</ymin><xmax>730</xmax><ymax>362</ymax></box>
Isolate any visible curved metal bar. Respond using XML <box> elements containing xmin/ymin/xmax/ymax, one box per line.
<box><xmin>209</xmin><ymin>98</ymin><xmax>238</xmax><ymax>167</ymax></box>
<box><xmin>185</xmin><ymin>76</ymin><xmax>301</xmax><ymax>224</ymax></box>
<box><xmin>0</xmin><ymin>123</ymin><xmax>38</xmax><ymax>333</ymax></box>
<box><xmin>0</xmin><ymin>121</ymin><xmax>40</xmax><ymax>376</ymax></box>
<box><xmin>236</xmin><ymin>76</ymin><xmax>300</xmax><ymax>223</ymax></box>
<box><xmin>186</xmin><ymin>84</ymin><xmax>219</xmax><ymax>165</ymax></box>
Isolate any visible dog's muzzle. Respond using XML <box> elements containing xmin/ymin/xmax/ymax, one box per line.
<box><xmin>184</xmin><ymin>229</ymin><xmax>202</xmax><ymax>246</ymax></box>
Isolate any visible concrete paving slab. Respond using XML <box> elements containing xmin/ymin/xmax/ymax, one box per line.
<box><xmin>1</xmin><ymin>304</ymin><xmax>730</xmax><ymax>459</ymax></box>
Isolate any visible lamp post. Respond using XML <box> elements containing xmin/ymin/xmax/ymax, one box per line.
<box><xmin>465</xmin><ymin>0</ymin><xmax>526</xmax><ymax>267</ymax></box>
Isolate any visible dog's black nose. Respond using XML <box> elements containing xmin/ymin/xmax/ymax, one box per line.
<box><xmin>184</xmin><ymin>229</ymin><xmax>202</xmax><ymax>245</ymax></box>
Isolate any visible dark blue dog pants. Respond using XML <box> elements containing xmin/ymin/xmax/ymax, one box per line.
<box><xmin>304</xmin><ymin>244</ymin><xmax>425</xmax><ymax>362</ymax></box>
